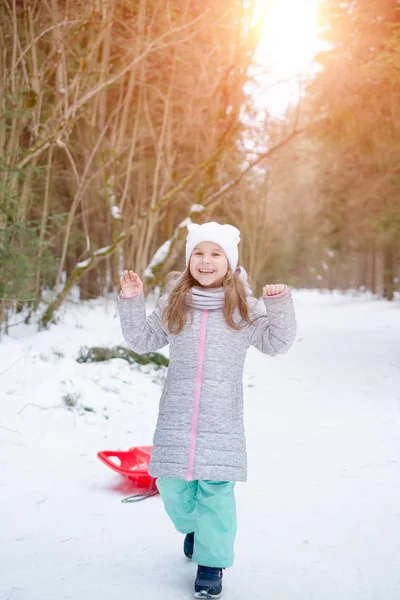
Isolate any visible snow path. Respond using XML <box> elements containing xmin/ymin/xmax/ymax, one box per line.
<box><xmin>1</xmin><ymin>291</ymin><xmax>399</xmax><ymax>600</ymax></box>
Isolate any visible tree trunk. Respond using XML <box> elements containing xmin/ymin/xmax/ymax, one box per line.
<box><xmin>383</xmin><ymin>241</ymin><xmax>395</xmax><ymax>300</ymax></box>
<box><xmin>80</xmin><ymin>267</ymin><xmax>100</xmax><ymax>300</ymax></box>
<box><xmin>370</xmin><ymin>243</ymin><xmax>377</xmax><ymax>294</ymax></box>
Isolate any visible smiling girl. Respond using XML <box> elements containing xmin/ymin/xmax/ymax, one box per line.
<box><xmin>118</xmin><ymin>221</ymin><xmax>297</xmax><ymax>599</ymax></box>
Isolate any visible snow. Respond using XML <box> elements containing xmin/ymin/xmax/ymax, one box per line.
<box><xmin>144</xmin><ymin>239</ymin><xmax>172</xmax><ymax>279</ymax></box>
<box><xmin>190</xmin><ymin>204</ymin><xmax>205</xmax><ymax>215</ymax></box>
<box><xmin>111</xmin><ymin>205</ymin><xmax>121</xmax><ymax>220</ymax></box>
<box><xmin>145</xmin><ymin>217</ymin><xmax>192</xmax><ymax>279</ymax></box>
<box><xmin>1</xmin><ymin>290</ymin><xmax>400</xmax><ymax>600</ymax></box>
<box><xmin>94</xmin><ymin>245</ymin><xmax>113</xmax><ymax>257</ymax></box>
<box><xmin>76</xmin><ymin>257</ymin><xmax>91</xmax><ymax>268</ymax></box>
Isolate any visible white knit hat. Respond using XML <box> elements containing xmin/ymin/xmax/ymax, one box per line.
<box><xmin>185</xmin><ymin>222</ymin><xmax>241</xmax><ymax>272</ymax></box>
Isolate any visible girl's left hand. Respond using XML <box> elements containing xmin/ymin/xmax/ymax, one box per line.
<box><xmin>263</xmin><ymin>284</ymin><xmax>286</xmax><ymax>296</ymax></box>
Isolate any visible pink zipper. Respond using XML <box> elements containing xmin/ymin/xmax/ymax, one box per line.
<box><xmin>187</xmin><ymin>309</ymin><xmax>208</xmax><ymax>480</ymax></box>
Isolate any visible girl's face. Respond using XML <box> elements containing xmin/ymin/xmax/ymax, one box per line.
<box><xmin>189</xmin><ymin>241</ymin><xmax>228</xmax><ymax>287</ymax></box>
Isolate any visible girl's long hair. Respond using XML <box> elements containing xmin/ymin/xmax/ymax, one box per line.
<box><xmin>162</xmin><ymin>268</ymin><xmax>254</xmax><ymax>335</ymax></box>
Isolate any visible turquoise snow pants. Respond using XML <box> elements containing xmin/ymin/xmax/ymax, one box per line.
<box><xmin>156</xmin><ymin>477</ymin><xmax>237</xmax><ymax>568</ymax></box>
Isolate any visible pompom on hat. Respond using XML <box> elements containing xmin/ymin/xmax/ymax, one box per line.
<box><xmin>185</xmin><ymin>221</ymin><xmax>241</xmax><ymax>272</ymax></box>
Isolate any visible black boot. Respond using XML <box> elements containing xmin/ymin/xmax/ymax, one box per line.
<box><xmin>194</xmin><ymin>565</ymin><xmax>223</xmax><ymax>599</ymax></box>
<box><xmin>184</xmin><ymin>531</ymin><xmax>194</xmax><ymax>559</ymax></box>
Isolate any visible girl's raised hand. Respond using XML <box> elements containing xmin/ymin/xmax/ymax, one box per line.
<box><xmin>120</xmin><ymin>270</ymin><xmax>143</xmax><ymax>296</ymax></box>
<box><xmin>263</xmin><ymin>284</ymin><xmax>286</xmax><ymax>297</ymax></box>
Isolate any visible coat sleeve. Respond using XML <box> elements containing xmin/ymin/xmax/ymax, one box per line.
<box><xmin>117</xmin><ymin>292</ymin><xmax>169</xmax><ymax>354</ymax></box>
<box><xmin>247</xmin><ymin>291</ymin><xmax>297</xmax><ymax>356</ymax></box>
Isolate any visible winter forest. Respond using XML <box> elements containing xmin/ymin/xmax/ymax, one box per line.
<box><xmin>2</xmin><ymin>3</ymin><xmax>400</xmax><ymax>600</ymax></box>
<box><xmin>1</xmin><ymin>0</ymin><xmax>399</xmax><ymax>329</ymax></box>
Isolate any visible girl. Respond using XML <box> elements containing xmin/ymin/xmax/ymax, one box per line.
<box><xmin>118</xmin><ymin>222</ymin><xmax>296</xmax><ymax>599</ymax></box>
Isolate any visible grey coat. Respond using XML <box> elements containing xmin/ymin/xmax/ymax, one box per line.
<box><xmin>117</xmin><ymin>281</ymin><xmax>296</xmax><ymax>482</ymax></box>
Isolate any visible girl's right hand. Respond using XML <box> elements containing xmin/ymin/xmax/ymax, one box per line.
<box><xmin>120</xmin><ymin>270</ymin><xmax>143</xmax><ymax>296</ymax></box>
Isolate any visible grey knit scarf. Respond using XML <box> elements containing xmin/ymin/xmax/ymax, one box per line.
<box><xmin>187</xmin><ymin>267</ymin><xmax>252</xmax><ymax>310</ymax></box>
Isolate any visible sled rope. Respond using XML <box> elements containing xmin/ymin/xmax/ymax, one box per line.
<box><xmin>121</xmin><ymin>489</ymin><xmax>158</xmax><ymax>503</ymax></box>
<box><xmin>121</xmin><ymin>479</ymin><xmax>158</xmax><ymax>503</ymax></box>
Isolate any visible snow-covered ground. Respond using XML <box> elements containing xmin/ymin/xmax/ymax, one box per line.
<box><xmin>1</xmin><ymin>290</ymin><xmax>399</xmax><ymax>600</ymax></box>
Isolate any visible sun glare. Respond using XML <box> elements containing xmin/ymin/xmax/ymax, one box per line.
<box><xmin>250</xmin><ymin>0</ymin><xmax>323</xmax><ymax>114</ymax></box>
<box><xmin>255</xmin><ymin>0</ymin><xmax>321</xmax><ymax>74</ymax></box>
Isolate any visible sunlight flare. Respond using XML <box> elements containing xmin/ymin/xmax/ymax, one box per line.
<box><xmin>255</xmin><ymin>0</ymin><xmax>321</xmax><ymax>74</ymax></box>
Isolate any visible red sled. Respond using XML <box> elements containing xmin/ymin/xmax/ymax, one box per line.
<box><xmin>97</xmin><ymin>446</ymin><xmax>157</xmax><ymax>489</ymax></box>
